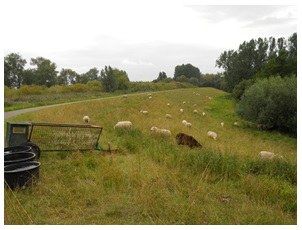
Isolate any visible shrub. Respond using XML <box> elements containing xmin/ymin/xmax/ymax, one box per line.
<box><xmin>237</xmin><ymin>76</ymin><xmax>296</xmax><ymax>135</ymax></box>
<box><xmin>232</xmin><ymin>79</ymin><xmax>255</xmax><ymax>100</ymax></box>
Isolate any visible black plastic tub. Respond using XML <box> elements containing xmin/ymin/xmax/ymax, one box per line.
<box><xmin>4</xmin><ymin>146</ymin><xmax>32</xmax><ymax>155</ymax></box>
<box><xmin>4</xmin><ymin>152</ymin><xmax>36</xmax><ymax>166</ymax></box>
<box><xmin>4</xmin><ymin>161</ymin><xmax>41</xmax><ymax>190</ymax></box>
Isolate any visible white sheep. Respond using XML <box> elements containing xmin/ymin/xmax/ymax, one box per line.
<box><xmin>193</xmin><ymin>109</ymin><xmax>198</xmax><ymax>114</ymax></box>
<box><xmin>234</xmin><ymin>121</ymin><xmax>239</xmax><ymax>126</ymax></box>
<box><xmin>202</xmin><ymin>112</ymin><xmax>206</xmax><ymax>116</ymax></box>
<box><xmin>140</xmin><ymin>110</ymin><xmax>148</xmax><ymax>115</ymax></box>
<box><xmin>182</xmin><ymin>120</ymin><xmax>192</xmax><ymax>128</ymax></box>
<box><xmin>150</xmin><ymin>126</ymin><xmax>171</xmax><ymax>137</ymax></box>
<box><xmin>165</xmin><ymin>114</ymin><xmax>172</xmax><ymax>119</ymax></box>
<box><xmin>180</xmin><ymin>108</ymin><xmax>184</xmax><ymax>113</ymax></box>
<box><xmin>148</xmin><ymin>96</ymin><xmax>152</xmax><ymax>99</ymax></box>
<box><xmin>114</xmin><ymin>121</ymin><xmax>133</xmax><ymax>129</ymax></box>
<box><xmin>183</xmin><ymin>101</ymin><xmax>186</xmax><ymax>104</ymax></box>
<box><xmin>122</xmin><ymin>95</ymin><xmax>128</xmax><ymax>98</ymax></box>
<box><xmin>167</xmin><ymin>103</ymin><xmax>170</xmax><ymax>107</ymax></box>
<box><xmin>83</xmin><ymin>116</ymin><xmax>90</xmax><ymax>123</ymax></box>
<box><xmin>221</xmin><ymin>122</ymin><xmax>224</xmax><ymax>127</ymax></box>
<box><xmin>193</xmin><ymin>104</ymin><xmax>197</xmax><ymax>107</ymax></box>
<box><xmin>207</xmin><ymin>131</ymin><xmax>217</xmax><ymax>140</ymax></box>
<box><xmin>259</xmin><ymin>151</ymin><xmax>280</xmax><ymax>160</ymax></box>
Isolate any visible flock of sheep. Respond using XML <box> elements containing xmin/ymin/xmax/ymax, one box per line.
<box><xmin>82</xmin><ymin>92</ymin><xmax>281</xmax><ymax>161</ymax></box>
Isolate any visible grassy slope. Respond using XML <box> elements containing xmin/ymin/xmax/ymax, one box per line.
<box><xmin>4</xmin><ymin>87</ymin><xmax>297</xmax><ymax>224</ymax></box>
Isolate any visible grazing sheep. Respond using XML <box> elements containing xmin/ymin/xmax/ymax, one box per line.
<box><xmin>234</xmin><ymin>121</ymin><xmax>239</xmax><ymax>126</ymax></box>
<box><xmin>83</xmin><ymin>116</ymin><xmax>90</xmax><ymax>123</ymax></box>
<box><xmin>140</xmin><ymin>110</ymin><xmax>148</xmax><ymax>115</ymax></box>
<box><xmin>147</xmin><ymin>93</ymin><xmax>152</xmax><ymax>97</ymax></box>
<box><xmin>193</xmin><ymin>109</ymin><xmax>198</xmax><ymax>114</ymax></box>
<box><xmin>221</xmin><ymin>122</ymin><xmax>224</xmax><ymax>127</ymax></box>
<box><xmin>176</xmin><ymin>133</ymin><xmax>202</xmax><ymax>148</ymax></box>
<box><xmin>259</xmin><ymin>151</ymin><xmax>282</xmax><ymax>160</ymax></box>
<box><xmin>150</xmin><ymin>126</ymin><xmax>171</xmax><ymax>137</ymax></box>
<box><xmin>148</xmin><ymin>96</ymin><xmax>152</xmax><ymax>99</ymax></box>
<box><xmin>183</xmin><ymin>101</ymin><xmax>186</xmax><ymax>104</ymax></box>
<box><xmin>114</xmin><ymin>121</ymin><xmax>133</xmax><ymax>129</ymax></box>
<box><xmin>122</xmin><ymin>95</ymin><xmax>128</xmax><ymax>98</ymax></box>
<box><xmin>182</xmin><ymin>120</ymin><xmax>192</xmax><ymax>128</ymax></box>
<box><xmin>165</xmin><ymin>114</ymin><xmax>172</xmax><ymax>119</ymax></box>
<box><xmin>202</xmin><ymin>112</ymin><xmax>206</xmax><ymax>116</ymax></box>
<box><xmin>180</xmin><ymin>108</ymin><xmax>184</xmax><ymax>113</ymax></box>
<box><xmin>167</xmin><ymin>103</ymin><xmax>170</xmax><ymax>107</ymax></box>
<box><xmin>193</xmin><ymin>104</ymin><xmax>197</xmax><ymax>107</ymax></box>
<box><xmin>207</xmin><ymin>131</ymin><xmax>217</xmax><ymax>140</ymax></box>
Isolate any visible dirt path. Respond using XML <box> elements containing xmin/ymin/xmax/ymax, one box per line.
<box><xmin>4</xmin><ymin>97</ymin><xmax>118</xmax><ymax>119</ymax></box>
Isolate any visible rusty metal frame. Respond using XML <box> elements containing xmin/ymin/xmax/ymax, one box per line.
<box><xmin>28</xmin><ymin>122</ymin><xmax>103</xmax><ymax>151</ymax></box>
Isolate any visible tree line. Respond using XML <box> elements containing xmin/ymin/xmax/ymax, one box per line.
<box><xmin>216</xmin><ymin>32</ymin><xmax>297</xmax><ymax>135</ymax></box>
<box><xmin>4</xmin><ymin>55</ymin><xmax>130</xmax><ymax>92</ymax></box>
<box><xmin>4</xmin><ymin>53</ymin><xmax>221</xmax><ymax>91</ymax></box>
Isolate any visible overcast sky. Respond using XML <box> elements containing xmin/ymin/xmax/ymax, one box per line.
<box><xmin>3</xmin><ymin>0</ymin><xmax>297</xmax><ymax>81</ymax></box>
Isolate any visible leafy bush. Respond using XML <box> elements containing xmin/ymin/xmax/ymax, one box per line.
<box><xmin>232</xmin><ymin>79</ymin><xmax>255</xmax><ymax>100</ymax></box>
<box><xmin>237</xmin><ymin>76</ymin><xmax>296</xmax><ymax>134</ymax></box>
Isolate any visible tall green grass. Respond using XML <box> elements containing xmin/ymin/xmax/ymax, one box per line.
<box><xmin>4</xmin><ymin>87</ymin><xmax>297</xmax><ymax>224</ymax></box>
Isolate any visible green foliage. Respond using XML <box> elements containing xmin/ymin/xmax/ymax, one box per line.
<box><xmin>112</xmin><ymin>68</ymin><xmax>130</xmax><ymax>90</ymax></box>
<box><xmin>216</xmin><ymin>33</ymin><xmax>297</xmax><ymax>92</ymax></box>
<box><xmin>237</xmin><ymin>76</ymin><xmax>296</xmax><ymax>134</ymax></box>
<box><xmin>57</xmin><ymin>68</ymin><xmax>79</xmax><ymax>85</ymax></box>
<box><xmin>153</xmin><ymin>71</ymin><xmax>168</xmax><ymax>82</ymax></box>
<box><xmin>231</xmin><ymin>79</ymin><xmax>255</xmax><ymax>100</ymax></box>
<box><xmin>4</xmin><ymin>53</ymin><xmax>27</xmax><ymax>88</ymax></box>
<box><xmin>174</xmin><ymin>63</ymin><xmax>201</xmax><ymax>82</ymax></box>
<box><xmin>199</xmin><ymin>73</ymin><xmax>223</xmax><ymax>89</ymax></box>
<box><xmin>100</xmin><ymin>66</ymin><xmax>117</xmax><ymax>92</ymax></box>
<box><xmin>28</xmin><ymin>57</ymin><xmax>58</xmax><ymax>87</ymax></box>
<box><xmin>100</xmin><ymin>66</ymin><xmax>129</xmax><ymax>92</ymax></box>
<box><xmin>77</xmin><ymin>68</ymin><xmax>100</xmax><ymax>84</ymax></box>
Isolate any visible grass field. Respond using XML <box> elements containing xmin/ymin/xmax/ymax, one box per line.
<box><xmin>4</xmin><ymin>87</ymin><xmax>297</xmax><ymax>224</ymax></box>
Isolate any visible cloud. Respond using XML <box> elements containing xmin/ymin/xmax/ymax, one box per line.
<box><xmin>243</xmin><ymin>16</ymin><xmax>297</xmax><ymax>28</ymax></box>
<box><xmin>122</xmin><ymin>59</ymin><xmax>153</xmax><ymax>66</ymax></box>
<box><xmin>187</xmin><ymin>5</ymin><xmax>296</xmax><ymax>25</ymax></box>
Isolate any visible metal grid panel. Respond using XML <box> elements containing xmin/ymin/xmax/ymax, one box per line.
<box><xmin>28</xmin><ymin>123</ymin><xmax>103</xmax><ymax>151</ymax></box>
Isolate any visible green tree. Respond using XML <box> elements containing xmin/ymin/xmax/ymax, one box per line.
<box><xmin>200</xmin><ymin>73</ymin><xmax>223</xmax><ymax>89</ymax></box>
<box><xmin>100</xmin><ymin>66</ymin><xmax>117</xmax><ymax>92</ymax></box>
<box><xmin>77</xmin><ymin>67</ymin><xmax>100</xmax><ymax>84</ymax></box>
<box><xmin>174</xmin><ymin>64</ymin><xmax>201</xmax><ymax>80</ymax></box>
<box><xmin>216</xmin><ymin>33</ymin><xmax>296</xmax><ymax>92</ymax></box>
<box><xmin>112</xmin><ymin>68</ymin><xmax>129</xmax><ymax>90</ymax></box>
<box><xmin>57</xmin><ymin>68</ymin><xmax>79</xmax><ymax>85</ymax></box>
<box><xmin>153</xmin><ymin>71</ymin><xmax>168</xmax><ymax>82</ymax></box>
<box><xmin>30</xmin><ymin>57</ymin><xmax>58</xmax><ymax>87</ymax></box>
<box><xmin>4</xmin><ymin>53</ymin><xmax>27</xmax><ymax>88</ymax></box>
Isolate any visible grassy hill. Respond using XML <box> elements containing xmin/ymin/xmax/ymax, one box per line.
<box><xmin>4</xmin><ymin>87</ymin><xmax>297</xmax><ymax>224</ymax></box>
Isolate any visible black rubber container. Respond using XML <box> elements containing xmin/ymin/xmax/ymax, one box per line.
<box><xmin>4</xmin><ymin>152</ymin><xmax>36</xmax><ymax>166</ymax></box>
<box><xmin>4</xmin><ymin>161</ymin><xmax>41</xmax><ymax>189</ymax></box>
<box><xmin>4</xmin><ymin>145</ymin><xmax>32</xmax><ymax>155</ymax></box>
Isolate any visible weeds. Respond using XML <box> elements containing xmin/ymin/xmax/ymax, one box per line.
<box><xmin>4</xmin><ymin>87</ymin><xmax>297</xmax><ymax>224</ymax></box>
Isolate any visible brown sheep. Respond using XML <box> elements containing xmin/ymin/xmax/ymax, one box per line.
<box><xmin>176</xmin><ymin>133</ymin><xmax>202</xmax><ymax>148</ymax></box>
